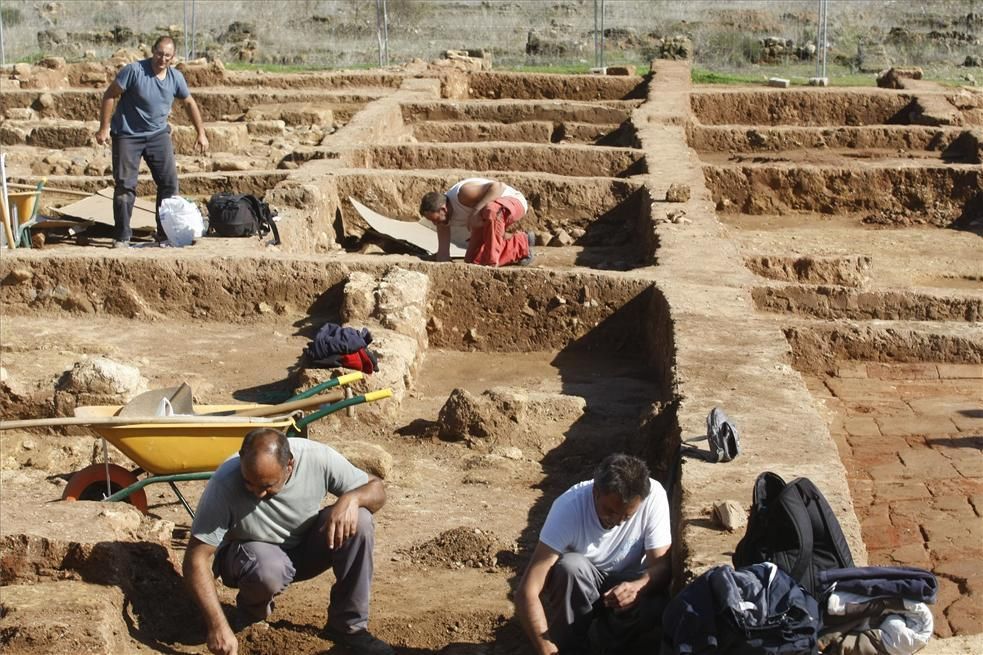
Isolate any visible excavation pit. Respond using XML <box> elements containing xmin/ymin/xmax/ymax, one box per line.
<box><xmin>348</xmin><ymin>143</ymin><xmax>646</xmax><ymax>178</ymax></box>
<box><xmin>2</xmin><ymin>55</ymin><xmax>981</xmax><ymax>653</ymax></box>
<box><xmin>690</xmin><ymin>89</ymin><xmax>918</xmax><ymax>126</ymax></box>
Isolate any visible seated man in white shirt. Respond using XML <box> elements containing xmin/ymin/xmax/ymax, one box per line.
<box><xmin>516</xmin><ymin>454</ymin><xmax>672</xmax><ymax>655</ymax></box>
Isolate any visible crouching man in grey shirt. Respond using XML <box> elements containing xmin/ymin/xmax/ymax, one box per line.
<box><xmin>183</xmin><ymin>428</ymin><xmax>392</xmax><ymax>655</ymax></box>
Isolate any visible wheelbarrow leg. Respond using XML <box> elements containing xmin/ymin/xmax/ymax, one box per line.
<box><xmin>102</xmin><ymin>472</ymin><xmax>212</xmax><ymax>518</ymax></box>
<box><xmin>168</xmin><ymin>481</ymin><xmax>196</xmax><ymax>519</ymax></box>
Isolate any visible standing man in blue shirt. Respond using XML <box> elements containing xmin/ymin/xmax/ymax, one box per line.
<box><xmin>95</xmin><ymin>35</ymin><xmax>209</xmax><ymax>247</ymax></box>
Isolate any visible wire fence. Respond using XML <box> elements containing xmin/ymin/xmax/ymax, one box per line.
<box><xmin>0</xmin><ymin>0</ymin><xmax>978</xmax><ymax>76</ymax></box>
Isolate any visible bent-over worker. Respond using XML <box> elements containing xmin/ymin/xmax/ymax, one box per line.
<box><xmin>419</xmin><ymin>177</ymin><xmax>534</xmax><ymax>266</ymax></box>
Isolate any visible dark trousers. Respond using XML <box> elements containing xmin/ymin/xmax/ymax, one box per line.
<box><xmin>111</xmin><ymin>129</ymin><xmax>178</xmax><ymax>241</ymax></box>
<box><xmin>543</xmin><ymin>552</ymin><xmax>667</xmax><ymax>654</ymax></box>
<box><xmin>215</xmin><ymin>506</ymin><xmax>375</xmax><ymax>633</ymax></box>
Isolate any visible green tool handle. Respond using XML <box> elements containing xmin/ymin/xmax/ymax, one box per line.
<box><xmin>287</xmin><ymin>372</ymin><xmax>364</xmax><ymax>402</ymax></box>
<box><xmin>293</xmin><ymin>389</ymin><xmax>393</xmax><ymax>431</ymax></box>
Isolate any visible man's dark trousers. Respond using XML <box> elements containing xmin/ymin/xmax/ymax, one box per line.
<box><xmin>111</xmin><ymin>128</ymin><xmax>178</xmax><ymax>242</ymax></box>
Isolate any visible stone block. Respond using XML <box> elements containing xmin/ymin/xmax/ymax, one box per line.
<box><xmin>340</xmin><ymin>271</ymin><xmax>378</xmax><ymax>324</ymax></box>
<box><xmin>247</xmin><ymin>119</ymin><xmax>287</xmax><ymax>136</ymax></box>
<box><xmin>27</xmin><ymin>124</ymin><xmax>92</xmax><ymax>148</ymax></box>
<box><xmin>0</xmin><ymin>582</ymin><xmax>129</xmax><ymax>653</ymax></box>
<box><xmin>767</xmin><ymin>77</ymin><xmax>790</xmax><ymax>88</ymax></box>
<box><xmin>945</xmin><ymin>596</ymin><xmax>983</xmax><ymax>636</ymax></box>
<box><xmin>886</xmin><ymin>543</ymin><xmax>933</xmax><ymax>568</ymax></box>
<box><xmin>951</xmin><ymin>413</ymin><xmax>983</xmax><ymax>432</ymax></box>
<box><xmin>172</xmin><ymin>122</ymin><xmax>249</xmax><ymax>155</ymax></box>
<box><xmin>867</xmin><ymin>460</ymin><xmax>911</xmax><ymax>482</ymax></box>
<box><xmin>843</xmin><ymin>416</ymin><xmax>880</xmax><ymax>437</ymax></box>
<box><xmin>949</xmin><ymin>454</ymin><xmax>983</xmax><ymax>478</ymax></box>
<box><xmin>826</xmin><ymin>378</ymin><xmax>900</xmax><ymax>401</ymax></box>
<box><xmin>0</xmin><ymin>124</ymin><xmax>28</xmax><ymax>145</ymax></box>
<box><xmin>375</xmin><ymin>267</ymin><xmax>430</xmax><ymax>346</ymax></box>
<box><xmin>936</xmin><ymin>363</ymin><xmax>983</xmax><ymax>379</ymax></box>
<box><xmin>898</xmin><ymin>447</ymin><xmax>961</xmax><ymax>478</ymax></box>
<box><xmin>876</xmin><ymin>415</ymin><xmax>958</xmax><ymax>437</ymax></box>
<box><xmin>907</xmin><ymin>397</ymin><xmax>976</xmax><ymax>416</ymax></box>
<box><xmin>606</xmin><ymin>65</ymin><xmax>636</xmax><ymax>76</ymax></box>
<box><xmin>836</xmin><ymin>361</ymin><xmax>868</xmax><ymax>378</ymax></box>
<box><xmin>873</xmin><ymin>481</ymin><xmax>931</xmax><ymax>502</ymax></box>
<box><xmin>6</xmin><ymin>108</ymin><xmax>35</xmax><ymax>120</ymax></box>
<box><xmin>844</xmin><ymin>400</ymin><xmax>913</xmax><ymax>417</ymax></box>
<box><xmin>860</xmin><ymin>517</ymin><xmax>907</xmax><ymax>551</ymax></box>
<box><xmin>333</xmin><ymin>440</ymin><xmax>393</xmax><ymax>480</ymax></box>
<box><xmin>866</xmin><ymin>362</ymin><xmax>939</xmax><ymax>380</ymax></box>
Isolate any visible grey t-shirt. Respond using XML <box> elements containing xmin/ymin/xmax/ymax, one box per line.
<box><xmin>191</xmin><ymin>439</ymin><xmax>369</xmax><ymax>550</ymax></box>
<box><xmin>111</xmin><ymin>59</ymin><xmax>190</xmax><ymax>137</ymax></box>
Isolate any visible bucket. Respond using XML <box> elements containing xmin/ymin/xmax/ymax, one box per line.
<box><xmin>6</xmin><ymin>192</ymin><xmax>40</xmax><ymax>225</ymax></box>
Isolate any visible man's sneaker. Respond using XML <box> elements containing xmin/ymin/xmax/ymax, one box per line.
<box><xmin>322</xmin><ymin>626</ymin><xmax>394</xmax><ymax>655</ymax></box>
<box><xmin>112</xmin><ymin>240</ymin><xmax>130</xmax><ymax>249</ymax></box>
<box><xmin>517</xmin><ymin>230</ymin><xmax>535</xmax><ymax>266</ymax></box>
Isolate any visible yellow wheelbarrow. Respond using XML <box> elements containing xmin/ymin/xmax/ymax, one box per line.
<box><xmin>0</xmin><ymin>373</ymin><xmax>393</xmax><ymax>517</ymax></box>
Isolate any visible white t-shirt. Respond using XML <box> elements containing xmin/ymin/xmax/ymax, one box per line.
<box><xmin>445</xmin><ymin>177</ymin><xmax>529</xmax><ymax>247</ymax></box>
<box><xmin>539</xmin><ymin>479</ymin><xmax>671</xmax><ymax>575</ymax></box>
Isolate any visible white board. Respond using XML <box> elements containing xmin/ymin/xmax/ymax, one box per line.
<box><xmin>349</xmin><ymin>196</ymin><xmax>466</xmax><ymax>259</ymax></box>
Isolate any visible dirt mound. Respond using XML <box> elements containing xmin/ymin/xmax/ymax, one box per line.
<box><xmin>403</xmin><ymin>526</ymin><xmax>514</xmax><ymax>570</ymax></box>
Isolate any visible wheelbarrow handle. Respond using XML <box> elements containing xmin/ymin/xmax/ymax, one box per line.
<box><xmin>286</xmin><ymin>372</ymin><xmax>364</xmax><ymax>402</ymax></box>
<box><xmin>293</xmin><ymin>388</ymin><xmax>393</xmax><ymax>431</ymax></box>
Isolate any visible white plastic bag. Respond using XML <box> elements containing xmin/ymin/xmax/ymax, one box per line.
<box><xmin>159</xmin><ymin>196</ymin><xmax>204</xmax><ymax>247</ymax></box>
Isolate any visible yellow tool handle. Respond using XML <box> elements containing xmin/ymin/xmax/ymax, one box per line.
<box><xmin>364</xmin><ymin>389</ymin><xmax>394</xmax><ymax>402</ymax></box>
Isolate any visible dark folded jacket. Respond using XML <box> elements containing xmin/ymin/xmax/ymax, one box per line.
<box><xmin>818</xmin><ymin>566</ymin><xmax>937</xmax><ymax>604</ymax></box>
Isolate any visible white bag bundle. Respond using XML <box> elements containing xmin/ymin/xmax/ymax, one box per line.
<box><xmin>159</xmin><ymin>196</ymin><xmax>205</xmax><ymax>247</ymax></box>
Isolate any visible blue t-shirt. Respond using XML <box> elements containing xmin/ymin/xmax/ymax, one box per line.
<box><xmin>110</xmin><ymin>59</ymin><xmax>190</xmax><ymax>137</ymax></box>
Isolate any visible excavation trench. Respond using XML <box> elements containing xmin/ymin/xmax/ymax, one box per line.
<box><xmin>0</xmin><ymin>256</ymin><xmax>678</xmax><ymax>653</ymax></box>
<box><xmin>4</xmin><ymin>61</ymin><xmax>982</xmax><ymax>651</ymax></box>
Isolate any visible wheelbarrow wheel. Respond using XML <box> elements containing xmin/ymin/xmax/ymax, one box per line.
<box><xmin>62</xmin><ymin>464</ymin><xmax>148</xmax><ymax>514</ymax></box>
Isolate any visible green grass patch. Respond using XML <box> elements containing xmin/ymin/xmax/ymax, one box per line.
<box><xmin>504</xmin><ymin>63</ymin><xmax>651</xmax><ymax>76</ymax></box>
<box><xmin>692</xmin><ymin>65</ymin><xmax>877</xmax><ymax>88</ymax></box>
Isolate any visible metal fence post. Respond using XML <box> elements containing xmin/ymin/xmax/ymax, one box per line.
<box><xmin>376</xmin><ymin>0</ymin><xmax>389</xmax><ymax>68</ymax></box>
<box><xmin>190</xmin><ymin>0</ymin><xmax>197</xmax><ymax>60</ymax></box>
<box><xmin>0</xmin><ymin>8</ymin><xmax>6</xmax><ymax>69</ymax></box>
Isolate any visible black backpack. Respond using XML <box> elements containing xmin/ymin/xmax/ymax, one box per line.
<box><xmin>733</xmin><ymin>472</ymin><xmax>854</xmax><ymax>595</ymax></box>
<box><xmin>206</xmin><ymin>193</ymin><xmax>281</xmax><ymax>244</ymax></box>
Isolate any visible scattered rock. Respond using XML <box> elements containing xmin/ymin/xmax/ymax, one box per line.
<box><xmin>335</xmin><ymin>441</ymin><xmax>394</xmax><ymax>480</ymax></box>
<box><xmin>606</xmin><ymin>65</ymin><xmax>636</xmax><ymax>76</ymax></box>
<box><xmin>7</xmin><ymin>268</ymin><xmax>33</xmax><ymax>283</ymax></box>
<box><xmin>498</xmin><ymin>446</ymin><xmax>523</xmax><ymax>460</ymax></box>
<box><xmin>37</xmin><ymin>56</ymin><xmax>66</xmax><ymax>70</ymax></box>
<box><xmin>665</xmin><ymin>183</ymin><xmax>691</xmax><ymax>203</ymax></box>
<box><xmin>876</xmin><ymin>67</ymin><xmax>923</xmax><ymax>89</ymax></box>
<box><xmin>57</xmin><ymin>356</ymin><xmax>149</xmax><ymax>400</ymax></box>
<box><xmin>548</xmin><ymin>229</ymin><xmax>575</xmax><ymax>246</ymax></box>
<box><xmin>712</xmin><ymin>500</ymin><xmax>747</xmax><ymax>532</ymax></box>
<box><xmin>36</xmin><ymin>93</ymin><xmax>55</xmax><ymax>109</ymax></box>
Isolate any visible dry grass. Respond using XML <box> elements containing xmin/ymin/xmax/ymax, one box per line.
<box><xmin>0</xmin><ymin>0</ymin><xmax>978</xmax><ymax>83</ymax></box>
